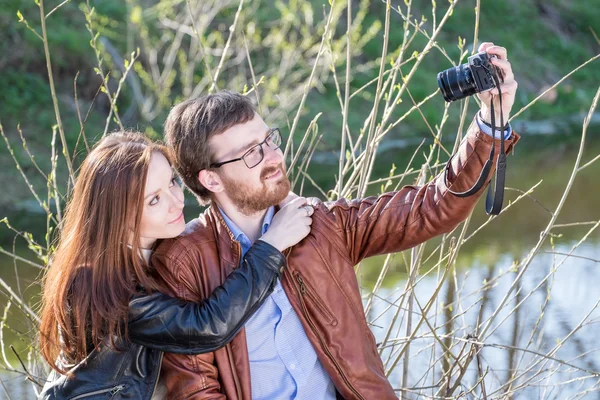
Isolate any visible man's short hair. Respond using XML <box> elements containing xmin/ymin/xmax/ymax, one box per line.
<box><xmin>164</xmin><ymin>91</ymin><xmax>256</xmax><ymax>205</ymax></box>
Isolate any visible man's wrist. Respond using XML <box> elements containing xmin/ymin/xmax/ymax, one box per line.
<box><xmin>479</xmin><ymin>108</ymin><xmax>509</xmax><ymax>129</ymax></box>
<box><xmin>476</xmin><ymin>112</ymin><xmax>512</xmax><ymax>140</ymax></box>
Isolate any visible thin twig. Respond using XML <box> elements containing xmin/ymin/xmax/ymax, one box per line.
<box><xmin>38</xmin><ymin>0</ymin><xmax>75</xmax><ymax>186</ymax></box>
<box><xmin>209</xmin><ymin>0</ymin><xmax>245</xmax><ymax>93</ymax></box>
<box><xmin>337</xmin><ymin>0</ymin><xmax>352</xmax><ymax>199</ymax></box>
<box><xmin>510</xmin><ymin>54</ymin><xmax>600</xmax><ymax>120</ymax></box>
<box><xmin>283</xmin><ymin>2</ymin><xmax>336</xmax><ymax>159</ymax></box>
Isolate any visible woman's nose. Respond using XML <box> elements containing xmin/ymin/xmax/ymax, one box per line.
<box><xmin>168</xmin><ymin>191</ymin><xmax>184</xmax><ymax>211</ymax></box>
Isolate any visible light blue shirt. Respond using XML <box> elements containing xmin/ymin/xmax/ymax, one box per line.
<box><xmin>476</xmin><ymin>112</ymin><xmax>512</xmax><ymax>140</ymax></box>
<box><xmin>219</xmin><ymin>207</ymin><xmax>336</xmax><ymax>400</ymax></box>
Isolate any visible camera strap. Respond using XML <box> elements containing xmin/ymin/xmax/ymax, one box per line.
<box><xmin>447</xmin><ymin>74</ymin><xmax>506</xmax><ymax>215</ymax></box>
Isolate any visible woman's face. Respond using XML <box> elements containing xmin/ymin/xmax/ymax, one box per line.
<box><xmin>139</xmin><ymin>151</ymin><xmax>185</xmax><ymax>248</ymax></box>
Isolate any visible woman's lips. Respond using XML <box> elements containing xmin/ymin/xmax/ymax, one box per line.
<box><xmin>169</xmin><ymin>212</ymin><xmax>184</xmax><ymax>224</ymax></box>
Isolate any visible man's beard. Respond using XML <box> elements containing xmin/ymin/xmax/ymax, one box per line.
<box><xmin>220</xmin><ymin>164</ymin><xmax>290</xmax><ymax>216</ymax></box>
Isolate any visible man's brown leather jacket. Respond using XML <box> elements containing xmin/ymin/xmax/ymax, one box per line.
<box><xmin>151</xmin><ymin>123</ymin><xmax>520</xmax><ymax>400</ymax></box>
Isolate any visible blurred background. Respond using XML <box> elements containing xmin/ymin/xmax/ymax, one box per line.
<box><xmin>0</xmin><ymin>0</ymin><xmax>599</xmax><ymax>398</ymax></box>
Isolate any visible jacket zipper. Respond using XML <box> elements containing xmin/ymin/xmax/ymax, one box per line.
<box><xmin>291</xmin><ymin>273</ymin><xmax>364</xmax><ymax>400</ymax></box>
<box><xmin>294</xmin><ymin>272</ymin><xmax>338</xmax><ymax>326</ymax></box>
<box><xmin>149</xmin><ymin>351</ymin><xmax>164</xmax><ymax>398</ymax></box>
<box><xmin>69</xmin><ymin>384</ymin><xmax>125</xmax><ymax>399</ymax></box>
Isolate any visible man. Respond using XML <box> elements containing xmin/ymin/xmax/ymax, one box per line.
<box><xmin>152</xmin><ymin>42</ymin><xmax>520</xmax><ymax>399</ymax></box>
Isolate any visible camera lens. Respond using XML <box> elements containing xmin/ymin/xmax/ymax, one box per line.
<box><xmin>437</xmin><ymin>63</ymin><xmax>479</xmax><ymax>102</ymax></box>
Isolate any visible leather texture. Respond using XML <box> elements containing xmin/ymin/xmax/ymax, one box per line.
<box><xmin>38</xmin><ymin>240</ymin><xmax>286</xmax><ymax>400</ymax></box>
<box><xmin>150</xmin><ymin>122</ymin><xmax>520</xmax><ymax>400</ymax></box>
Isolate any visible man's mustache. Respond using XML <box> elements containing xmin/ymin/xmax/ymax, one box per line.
<box><xmin>261</xmin><ymin>165</ymin><xmax>285</xmax><ymax>180</ymax></box>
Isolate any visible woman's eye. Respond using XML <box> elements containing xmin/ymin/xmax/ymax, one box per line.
<box><xmin>170</xmin><ymin>176</ymin><xmax>181</xmax><ymax>187</ymax></box>
<box><xmin>149</xmin><ymin>195</ymin><xmax>159</xmax><ymax>206</ymax></box>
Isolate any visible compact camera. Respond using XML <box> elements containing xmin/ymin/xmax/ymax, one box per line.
<box><xmin>437</xmin><ymin>51</ymin><xmax>503</xmax><ymax>102</ymax></box>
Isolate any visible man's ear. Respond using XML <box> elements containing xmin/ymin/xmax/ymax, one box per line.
<box><xmin>198</xmin><ymin>169</ymin><xmax>224</xmax><ymax>194</ymax></box>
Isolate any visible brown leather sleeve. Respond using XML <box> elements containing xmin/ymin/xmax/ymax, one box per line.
<box><xmin>151</xmin><ymin>244</ymin><xmax>226</xmax><ymax>400</ymax></box>
<box><xmin>318</xmin><ymin>119</ymin><xmax>520</xmax><ymax>264</ymax></box>
<box><xmin>159</xmin><ymin>352</ymin><xmax>224</xmax><ymax>400</ymax></box>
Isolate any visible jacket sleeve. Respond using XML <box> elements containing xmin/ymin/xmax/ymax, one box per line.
<box><xmin>128</xmin><ymin>240</ymin><xmax>284</xmax><ymax>354</ymax></box>
<box><xmin>148</xmin><ymin>234</ymin><xmax>237</xmax><ymax>400</ymax></box>
<box><xmin>316</xmin><ymin>120</ymin><xmax>520</xmax><ymax>265</ymax></box>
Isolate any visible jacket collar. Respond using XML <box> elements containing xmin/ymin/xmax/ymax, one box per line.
<box><xmin>206</xmin><ymin>204</ymin><xmax>242</xmax><ymax>268</ymax></box>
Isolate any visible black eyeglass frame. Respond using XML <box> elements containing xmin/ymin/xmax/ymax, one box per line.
<box><xmin>209</xmin><ymin>128</ymin><xmax>282</xmax><ymax>169</ymax></box>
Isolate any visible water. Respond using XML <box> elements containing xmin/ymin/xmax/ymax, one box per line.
<box><xmin>359</xmin><ymin>134</ymin><xmax>600</xmax><ymax>398</ymax></box>
<box><xmin>366</xmin><ymin>241</ymin><xmax>600</xmax><ymax>398</ymax></box>
<box><xmin>0</xmin><ymin>254</ymin><xmax>41</xmax><ymax>399</ymax></box>
<box><xmin>1</xmin><ymin>134</ymin><xmax>599</xmax><ymax>399</ymax></box>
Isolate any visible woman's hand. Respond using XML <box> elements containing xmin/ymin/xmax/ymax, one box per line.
<box><xmin>259</xmin><ymin>196</ymin><xmax>313</xmax><ymax>252</ymax></box>
<box><xmin>277</xmin><ymin>191</ymin><xmax>299</xmax><ymax>208</ymax></box>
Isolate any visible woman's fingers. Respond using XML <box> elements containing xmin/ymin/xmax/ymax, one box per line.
<box><xmin>278</xmin><ymin>191</ymin><xmax>299</xmax><ymax>208</ymax></box>
<box><xmin>265</xmin><ymin>197</ymin><xmax>314</xmax><ymax>250</ymax></box>
<box><xmin>302</xmin><ymin>205</ymin><xmax>314</xmax><ymax>218</ymax></box>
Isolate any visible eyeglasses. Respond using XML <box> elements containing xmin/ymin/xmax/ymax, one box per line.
<box><xmin>210</xmin><ymin>128</ymin><xmax>282</xmax><ymax>169</ymax></box>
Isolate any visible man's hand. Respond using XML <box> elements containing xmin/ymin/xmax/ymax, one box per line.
<box><xmin>477</xmin><ymin>42</ymin><xmax>518</xmax><ymax>126</ymax></box>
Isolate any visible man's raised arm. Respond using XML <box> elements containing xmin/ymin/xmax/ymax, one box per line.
<box><xmin>316</xmin><ymin>42</ymin><xmax>520</xmax><ymax>265</ymax></box>
<box><xmin>315</xmin><ymin>119</ymin><xmax>519</xmax><ymax>266</ymax></box>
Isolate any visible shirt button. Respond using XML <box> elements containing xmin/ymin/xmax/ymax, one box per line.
<box><xmin>290</xmin><ymin>363</ymin><xmax>296</xmax><ymax>370</ymax></box>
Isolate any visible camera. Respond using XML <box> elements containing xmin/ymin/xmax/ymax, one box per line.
<box><xmin>437</xmin><ymin>51</ymin><xmax>503</xmax><ymax>102</ymax></box>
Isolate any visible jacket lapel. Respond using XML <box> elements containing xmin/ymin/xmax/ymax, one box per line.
<box><xmin>207</xmin><ymin>205</ymin><xmax>253</xmax><ymax>399</ymax></box>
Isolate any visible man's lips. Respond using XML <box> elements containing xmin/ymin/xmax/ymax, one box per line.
<box><xmin>263</xmin><ymin>169</ymin><xmax>283</xmax><ymax>180</ymax></box>
<box><xmin>168</xmin><ymin>212</ymin><xmax>184</xmax><ymax>224</ymax></box>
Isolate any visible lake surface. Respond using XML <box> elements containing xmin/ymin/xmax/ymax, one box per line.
<box><xmin>1</xmin><ymin>132</ymin><xmax>599</xmax><ymax>399</ymax></box>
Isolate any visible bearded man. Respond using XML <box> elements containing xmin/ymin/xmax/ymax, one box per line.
<box><xmin>152</xmin><ymin>43</ymin><xmax>520</xmax><ymax>400</ymax></box>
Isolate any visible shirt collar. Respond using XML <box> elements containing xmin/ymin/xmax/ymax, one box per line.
<box><xmin>218</xmin><ymin>206</ymin><xmax>275</xmax><ymax>243</ymax></box>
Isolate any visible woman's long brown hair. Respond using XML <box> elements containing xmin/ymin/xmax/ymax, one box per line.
<box><xmin>39</xmin><ymin>131</ymin><xmax>169</xmax><ymax>373</ymax></box>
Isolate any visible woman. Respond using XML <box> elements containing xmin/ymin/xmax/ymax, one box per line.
<box><xmin>38</xmin><ymin>131</ymin><xmax>313</xmax><ymax>399</ymax></box>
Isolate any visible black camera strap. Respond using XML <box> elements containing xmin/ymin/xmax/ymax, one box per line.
<box><xmin>447</xmin><ymin>74</ymin><xmax>506</xmax><ymax>215</ymax></box>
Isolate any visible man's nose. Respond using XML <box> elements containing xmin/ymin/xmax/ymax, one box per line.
<box><xmin>263</xmin><ymin>144</ymin><xmax>284</xmax><ymax>166</ymax></box>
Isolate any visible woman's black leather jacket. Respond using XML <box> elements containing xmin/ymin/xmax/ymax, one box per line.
<box><xmin>38</xmin><ymin>240</ymin><xmax>285</xmax><ymax>400</ymax></box>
